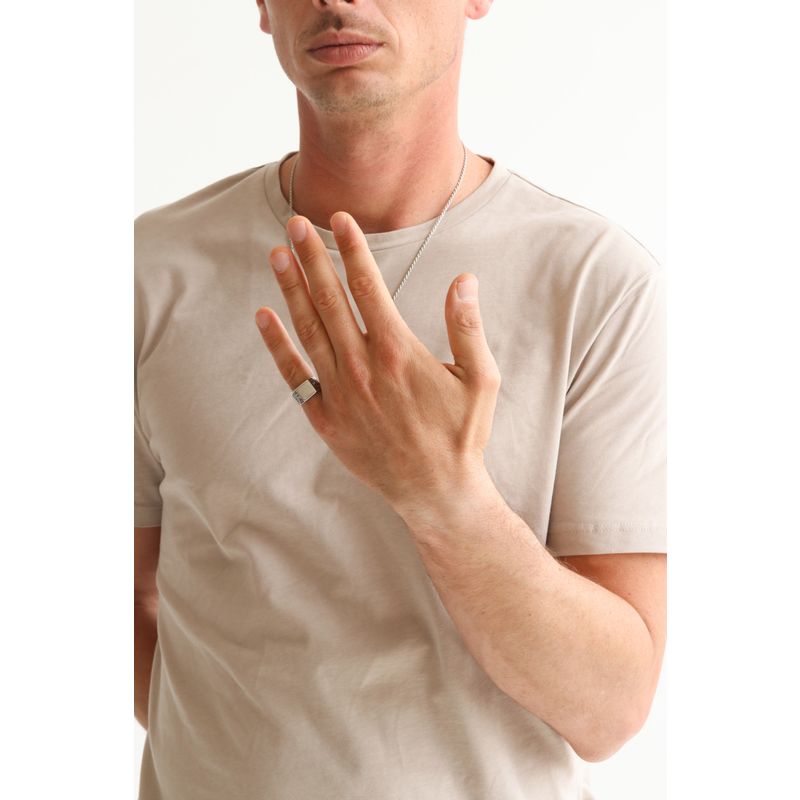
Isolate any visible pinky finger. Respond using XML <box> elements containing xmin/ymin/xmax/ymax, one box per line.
<box><xmin>254</xmin><ymin>307</ymin><xmax>319</xmax><ymax>400</ymax></box>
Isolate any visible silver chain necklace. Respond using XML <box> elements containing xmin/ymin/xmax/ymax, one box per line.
<box><xmin>287</xmin><ymin>141</ymin><xmax>468</xmax><ymax>304</ymax></box>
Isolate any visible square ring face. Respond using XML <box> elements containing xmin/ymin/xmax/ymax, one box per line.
<box><xmin>292</xmin><ymin>378</ymin><xmax>319</xmax><ymax>405</ymax></box>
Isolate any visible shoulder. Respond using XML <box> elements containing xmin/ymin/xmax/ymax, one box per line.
<box><xmin>508</xmin><ymin>168</ymin><xmax>660</xmax><ymax>272</ymax></box>
<box><xmin>134</xmin><ymin>162</ymin><xmax>268</xmax><ymax>255</ymax></box>
<box><xmin>134</xmin><ymin>162</ymin><xmax>272</xmax><ymax>300</ymax></box>
<box><xmin>493</xmin><ymin>168</ymin><xmax>664</xmax><ymax>322</ymax></box>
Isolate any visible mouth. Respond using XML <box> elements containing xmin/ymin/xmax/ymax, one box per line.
<box><xmin>307</xmin><ymin>42</ymin><xmax>383</xmax><ymax>66</ymax></box>
<box><xmin>306</xmin><ymin>32</ymin><xmax>382</xmax><ymax>51</ymax></box>
<box><xmin>308</xmin><ymin>41</ymin><xmax>379</xmax><ymax>51</ymax></box>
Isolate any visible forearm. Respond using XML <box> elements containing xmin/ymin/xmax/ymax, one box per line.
<box><xmin>394</xmin><ymin>474</ymin><xmax>658</xmax><ymax>762</ymax></box>
<box><xmin>134</xmin><ymin>596</ymin><xmax>159</xmax><ymax>730</ymax></box>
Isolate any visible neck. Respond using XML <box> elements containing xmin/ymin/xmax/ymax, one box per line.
<box><xmin>280</xmin><ymin>90</ymin><xmax>492</xmax><ymax>234</ymax></box>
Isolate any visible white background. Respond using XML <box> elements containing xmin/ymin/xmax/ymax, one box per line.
<box><xmin>1</xmin><ymin>1</ymin><xmax>797</xmax><ymax>798</ymax></box>
<box><xmin>135</xmin><ymin>1</ymin><xmax>665</xmax><ymax>796</ymax></box>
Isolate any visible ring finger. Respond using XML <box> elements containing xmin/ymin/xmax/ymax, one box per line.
<box><xmin>269</xmin><ymin>245</ymin><xmax>335</xmax><ymax>384</ymax></box>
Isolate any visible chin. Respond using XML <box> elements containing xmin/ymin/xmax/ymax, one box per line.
<box><xmin>305</xmin><ymin>82</ymin><xmax>400</xmax><ymax>116</ymax></box>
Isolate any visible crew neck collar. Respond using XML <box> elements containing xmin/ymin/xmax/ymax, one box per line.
<box><xmin>263</xmin><ymin>151</ymin><xmax>511</xmax><ymax>252</ymax></box>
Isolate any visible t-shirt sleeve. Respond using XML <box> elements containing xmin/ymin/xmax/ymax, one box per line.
<box><xmin>135</xmin><ymin>396</ymin><xmax>164</xmax><ymax>528</ymax></box>
<box><xmin>545</xmin><ymin>268</ymin><xmax>667</xmax><ymax>556</ymax></box>
<box><xmin>134</xmin><ymin>209</ymin><xmax>165</xmax><ymax>529</ymax></box>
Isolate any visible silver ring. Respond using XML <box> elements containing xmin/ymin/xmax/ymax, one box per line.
<box><xmin>291</xmin><ymin>377</ymin><xmax>321</xmax><ymax>405</ymax></box>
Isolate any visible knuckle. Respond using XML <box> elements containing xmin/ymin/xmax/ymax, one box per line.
<box><xmin>348</xmin><ymin>273</ymin><xmax>379</xmax><ymax>301</ymax></box>
<box><xmin>298</xmin><ymin>247</ymin><xmax>325</xmax><ymax>271</ymax></box>
<box><xmin>475</xmin><ymin>367</ymin><xmax>502</xmax><ymax>389</ymax></box>
<box><xmin>337</xmin><ymin>238</ymin><xmax>362</xmax><ymax>259</ymax></box>
<box><xmin>258</xmin><ymin>323</ymin><xmax>278</xmax><ymax>348</ymax></box>
<box><xmin>295</xmin><ymin>315</ymin><xmax>322</xmax><ymax>345</ymax></box>
<box><xmin>311</xmin><ymin>410</ymin><xmax>337</xmax><ymax>440</ymax></box>
<box><xmin>454</xmin><ymin>308</ymin><xmax>483</xmax><ymax>334</ymax></box>
<box><xmin>375</xmin><ymin>337</ymin><xmax>405</xmax><ymax>372</ymax></box>
<box><xmin>340</xmin><ymin>351</ymin><xmax>371</xmax><ymax>391</ymax></box>
<box><xmin>312</xmin><ymin>285</ymin><xmax>340</xmax><ymax>312</ymax></box>
<box><xmin>280</xmin><ymin>274</ymin><xmax>305</xmax><ymax>295</ymax></box>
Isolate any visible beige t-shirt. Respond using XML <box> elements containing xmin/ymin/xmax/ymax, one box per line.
<box><xmin>135</xmin><ymin>152</ymin><xmax>666</xmax><ymax>799</ymax></box>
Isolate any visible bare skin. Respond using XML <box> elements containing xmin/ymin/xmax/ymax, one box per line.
<box><xmin>257</xmin><ymin>0</ymin><xmax>495</xmax><ymax>233</ymax></box>
<box><xmin>134</xmin><ymin>526</ymin><xmax>160</xmax><ymax>730</ymax></box>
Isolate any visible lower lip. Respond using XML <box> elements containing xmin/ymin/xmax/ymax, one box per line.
<box><xmin>308</xmin><ymin>43</ymin><xmax>381</xmax><ymax>66</ymax></box>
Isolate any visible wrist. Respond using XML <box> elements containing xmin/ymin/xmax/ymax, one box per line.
<box><xmin>389</xmin><ymin>460</ymin><xmax>501</xmax><ymax>535</ymax></box>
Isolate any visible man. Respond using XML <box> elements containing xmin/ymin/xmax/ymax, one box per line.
<box><xmin>134</xmin><ymin>0</ymin><xmax>667</xmax><ymax>797</ymax></box>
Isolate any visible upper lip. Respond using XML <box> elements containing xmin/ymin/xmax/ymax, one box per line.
<box><xmin>307</xmin><ymin>32</ymin><xmax>381</xmax><ymax>51</ymax></box>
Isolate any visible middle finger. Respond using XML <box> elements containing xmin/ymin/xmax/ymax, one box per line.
<box><xmin>286</xmin><ymin>215</ymin><xmax>366</xmax><ymax>363</ymax></box>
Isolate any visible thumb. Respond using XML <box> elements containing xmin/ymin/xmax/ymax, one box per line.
<box><xmin>444</xmin><ymin>273</ymin><xmax>500</xmax><ymax>384</ymax></box>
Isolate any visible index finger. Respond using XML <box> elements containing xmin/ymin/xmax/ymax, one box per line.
<box><xmin>330</xmin><ymin>211</ymin><xmax>411</xmax><ymax>340</ymax></box>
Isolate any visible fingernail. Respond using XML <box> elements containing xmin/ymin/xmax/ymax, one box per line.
<box><xmin>287</xmin><ymin>218</ymin><xmax>307</xmax><ymax>243</ymax></box>
<box><xmin>331</xmin><ymin>212</ymin><xmax>349</xmax><ymax>236</ymax></box>
<box><xmin>457</xmin><ymin>277</ymin><xmax>478</xmax><ymax>301</ymax></box>
<box><xmin>256</xmin><ymin>310</ymin><xmax>270</xmax><ymax>330</ymax></box>
<box><xmin>271</xmin><ymin>250</ymin><xmax>290</xmax><ymax>273</ymax></box>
